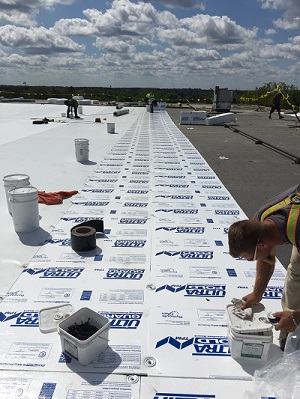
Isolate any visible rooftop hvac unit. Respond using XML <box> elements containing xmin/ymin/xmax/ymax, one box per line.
<box><xmin>212</xmin><ymin>86</ymin><xmax>234</xmax><ymax>112</ymax></box>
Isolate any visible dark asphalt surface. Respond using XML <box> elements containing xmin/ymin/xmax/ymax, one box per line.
<box><xmin>167</xmin><ymin>105</ymin><xmax>300</xmax><ymax>267</ymax></box>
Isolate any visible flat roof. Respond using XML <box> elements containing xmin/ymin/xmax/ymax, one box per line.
<box><xmin>0</xmin><ymin>102</ymin><xmax>290</xmax><ymax>398</ymax></box>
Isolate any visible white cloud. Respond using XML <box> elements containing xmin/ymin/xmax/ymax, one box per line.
<box><xmin>141</xmin><ymin>0</ymin><xmax>205</xmax><ymax>9</ymax></box>
<box><xmin>180</xmin><ymin>14</ymin><xmax>258</xmax><ymax>46</ymax></box>
<box><xmin>0</xmin><ymin>25</ymin><xmax>85</xmax><ymax>54</ymax></box>
<box><xmin>265</xmin><ymin>28</ymin><xmax>277</xmax><ymax>35</ymax></box>
<box><xmin>260</xmin><ymin>0</ymin><xmax>300</xmax><ymax>29</ymax></box>
<box><xmin>258</xmin><ymin>38</ymin><xmax>300</xmax><ymax>60</ymax></box>
<box><xmin>0</xmin><ymin>0</ymin><xmax>75</xmax><ymax>26</ymax></box>
<box><xmin>1</xmin><ymin>0</ymin><xmax>300</xmax><ymax>88</ymax></box>
<box><xmin>95</xmin><ymin>37</ymin><xmax>135</xmax><ymax>54</ymax></box>
<box><xmin>53</xmin><ymin>18</ymin><xmax>96</xmax><ymax>36</ymax></box>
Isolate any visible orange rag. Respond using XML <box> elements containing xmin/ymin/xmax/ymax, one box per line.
<box><xmin>38</xmin><ymin>190</ymin><xmax>78</xmax><ymax>205</ymax></box>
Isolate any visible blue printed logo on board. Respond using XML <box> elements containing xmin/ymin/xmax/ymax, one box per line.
<box><xmin>82</xmin><ymin>189</ymin><xmax>114</xmax><ymax>193</ymax></box>
<box><xmin>155</xmin><ymin>175</ymin><xmax>185</xmax><ymax>179</ymax></box>
<box><xmin>89</xmin><ymin>179</ymin><xmax>117</xmax><ymax>182</ymax></box>
<box><xmin>207</xmin><ymin>196</ymin><xmax>230</xmax><ymax>201</ymax></box>
<box><xmin>127</xmin><ymin>190</ymin><xmax>149</xmax><ymax>194</ymax></box>
<box><xmin>214</xmin><ymin>210</ymin><xmax>239</xmax><ymax>215</ymax></box>
<box><xmin>104</xmin><ymin>268</ymin><xmax>145</xmax><ymax>280</ymax></box>
<box><xmin>202</xmin><ymin>185</ymin><xmax>222</xmax><ymax>189</ymax></box>
<box><xmin>96</xmin><ymin>170</ymin><xmax>121</xmax><ymax>174</ymax></box>
<box><xmin>129</xmin><ymin>180</ymin><xmax>149</xmax><ymax>183</ymax></box>
<box><xmin>61</xmin><ymin>217</ymin><xmax>100</xmax><ymax>223</ymax></box>
<box><xmin>45</xmin><ymin>238</ymin><xmax>71</xmax><ymax>246</ymax></box>
<box><xmin>155</xmin><ymin>227</ymin><xmax>205</xmax><ymax>234</ymax></box>
<box><xmin>155</xmin><ymin>251</ymin><xmax>213</xmax><ymax>259</ymax></box>
<box><xmin>155</xmin><ymin>335</ymin><xmax>230</xmax><ymax>356</ymax></box>
<box><xmin>155</xmin><ymin>209</ymin><xmax>198</xmax><ymax>214</ymax></box>
<box><xmin>101</xmin><ymin>311</ymin><xmax>143</xmax><ymax>329</ymax></box>
<box><xmin>155</xmin><ymin>195</ymin><xmax>193</xmax><ymax>199</ymax></box>
<box><xmin>155</xmin><ymin>284</ymin><xmax>225</xmax><ymax>297</ymax></box>
<box><xmin>263</xmin><ymin>286</ymin><xmax>283</xmax><ymax>299</ymax></box>
<box><xmin>72</xmin><ymin>201</ymin><xmax>109</xmax><ymax>206</ymax></box>
<box><xmin>119</xmin><ymin>218</ymin><xmax>148</xmax><ymax>224</ymax></box>
<box><xmin>124</xmin><ymin>202</ymin><xmax>148</xmax><ymax>207</ymax></box>
<box><xmin>23</xmin><ymin>267</ymin><xmax>84</xmax><ymax>278</ymax></box>
<box><xmin>155</xmin><ymin>184</ymin><xmax>189</xmax><ymax>188</ymax></box>
<box><xmin>0</xmin><ymin>310</ymin><xmax>39</xmax><ymax>327</ymax></box>
<box><xmin>113</xmin><ymin>240</ymin><xmax>146</xmax><ymax>247</ymax></box>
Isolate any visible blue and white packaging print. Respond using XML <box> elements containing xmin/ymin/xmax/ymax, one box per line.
<box><xmin>0</xmin><ymin>108</ymin><xmax>286</xmax><ymax>396</ymax></box>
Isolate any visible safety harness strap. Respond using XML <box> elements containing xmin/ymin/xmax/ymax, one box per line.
<box><xmin>260</xmin><ymin>193</ymin><xmax>300</xmax><ymax>247</ymax></box>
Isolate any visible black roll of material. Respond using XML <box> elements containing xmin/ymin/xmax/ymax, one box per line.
<box><xmin>71</xmin><ymin>219</ymin><xmax>104</xmax><ymax>252</ymax></box>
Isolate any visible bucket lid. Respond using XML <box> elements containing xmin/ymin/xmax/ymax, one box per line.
<box><xmin>39</xmin><ymin>304</ymin><xmax>75</xmax><ymax>333</ymax></box>
<box><xmin>226</xmin><ymin>303</ymin><xmax>273</xmax><ymax>333</ymax></box>
<box><xmin>3</xmin><ymin>174</ymin><xmax>30</xmax><ymax>183</ymax></box>
<box><xmin>9</xmin><ymin>186</ymin><xmax>37</xmax><ymax>197</ymax></box>
<box><xmin>75</xmin><ymin>138</ymin><xmax>89</xmax><ymax>143</ymax></box>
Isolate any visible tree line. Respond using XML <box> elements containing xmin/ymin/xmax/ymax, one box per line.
<box><xmin>0</xmin><ymin>82</ymin><xmax>299</xmax><ymax>108</ymax></box>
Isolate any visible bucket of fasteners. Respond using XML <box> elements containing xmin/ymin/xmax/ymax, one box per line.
<box><xmin>58</xmin><ymin>307</ymin><xmax>110</xmax><ymax>365</ymax></box>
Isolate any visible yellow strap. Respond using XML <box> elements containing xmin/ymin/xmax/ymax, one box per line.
<box><xmin>287</xmin><ymin>204</ymin><xmax>300</xmax><ymax>246</ymax></box>
<box><xmin>260</xmin><ymin>196</ymin><xmax>291</xmax><ymax>221</ymax></box>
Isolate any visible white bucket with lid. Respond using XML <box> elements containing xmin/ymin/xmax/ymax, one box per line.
<box><xmin>75</xmin><ymin>138</ymin><xmax>89</xmax><ymax>162</ymax></box>
<box><xmin>3</xmin><ymin>174</ymin><xmax>31</xmax><ymax>215</ymax></box>
<box><xmin>226</xmin><ymin>303</ymin><xmax>273</xmax><ymax>361</ymax></box>
<box><xmin>78</xmin><ymin>105</ymin><xmax>83</xmax><ymax>114</ymax></box>
<box><xmin>58</xmin><ymin>307</ymin><xmax>110</xmax><ymax>365</ymax></box>
<box><xmin>9</xmin><ymin>186</ymin><xmax>39</xmax><ymax>233</ymax></box>
<box><xmin>107</xmin><ymin>123</ymin><xmax>115</xmax><ymax>134</ymax></box>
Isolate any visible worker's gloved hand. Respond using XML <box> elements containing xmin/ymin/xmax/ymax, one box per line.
<box><xmin>241</xmin><ymin>291</ymin><xmax>262</xmax><ymax>309</ymax></box>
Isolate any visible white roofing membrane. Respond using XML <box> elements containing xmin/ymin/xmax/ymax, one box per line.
<box><xmin>0</xmin><ymin>103</ymin><xmax>284</xmax><ymax>398</ymax></box>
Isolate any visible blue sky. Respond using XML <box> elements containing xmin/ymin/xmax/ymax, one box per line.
<box><xmin>0</xmin><ymin>0</ymin><xmax>299</xmax><ymax>89</ymax></box>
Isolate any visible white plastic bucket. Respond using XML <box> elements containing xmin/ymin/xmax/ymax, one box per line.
<box><xmin>9</xmin><ymin>186</ymin><xmax>39</xmax><ymax>233</ymax></box>
<box><xmin>107</xmin><ymin>123</ymin><xmax>115</xmax><ymax>134</ymax></box>
<box><xmin>226</xmin><ymin>303</ymin><xmax>273</xmax><ymax>361</ymax></box>
<box><xmin>75</xmin><ymin>138</ymin><xmax>89</xmax><ymax>162</ymax></box>
<box><xmin>58</xmin><ymin>307</ymin><xmax>110</xmax><ymax>365</ymax></box>
<box><xmin>78</xmin><ymin>105</ymin><xmax>83</xmax><ymax>114</ymax></box>
<box><xmin>228</xmin><ymin>327</ymin><xmax>273</xmax><ymax>361</ymax></box>
<box><xmin>3</xmin><ymin>174</ymin><xmax>31</xmax><ymax>215</ymax></box>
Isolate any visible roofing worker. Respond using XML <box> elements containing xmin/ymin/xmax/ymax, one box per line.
<box><xmin>269</xmin><ymin>92</ymin><xmax>284</xmax><ymax>119</ymax></box>
<box><xmin>66</xmin><ymin>98</ymin><xmax>80</xmax><ymax>119</ymax></box>
<box><xmin>228</xmin><ymin>184</ymin><xmax>300</xmax><ymax>350</ymax></box>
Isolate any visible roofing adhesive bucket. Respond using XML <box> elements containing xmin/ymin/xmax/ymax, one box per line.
<box><xmin>75</xmin><ymin>138</ymin><xmax>89</xmax><ymax>162</ymax></box>
<box><xmin>226</xmin><ymin>303</ymin><xmax>273</xmax><ymax>361</ymax></box>
<box><xmin>107</xmin><ymin>123</ymin><xmax>115</xmax><ymax>134</ymax></box>
<box><xmin>9</xmin><ymin>186</ymin><xmax>39</xmax><ymax>233</ymax></box>
<box><xmin>3</xmin><ymin>174</ymin><xmax>31</xmax><ymax>215</ymax></box>
<box><xmin>58</xmin><ymin>307</ymin><xmax>110</xmax><ymax>365</ymax></box>
<box><xmin>78</xmin><ymin>105</ymin><xmax>83</xmax><ymax>114</ymax></box>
